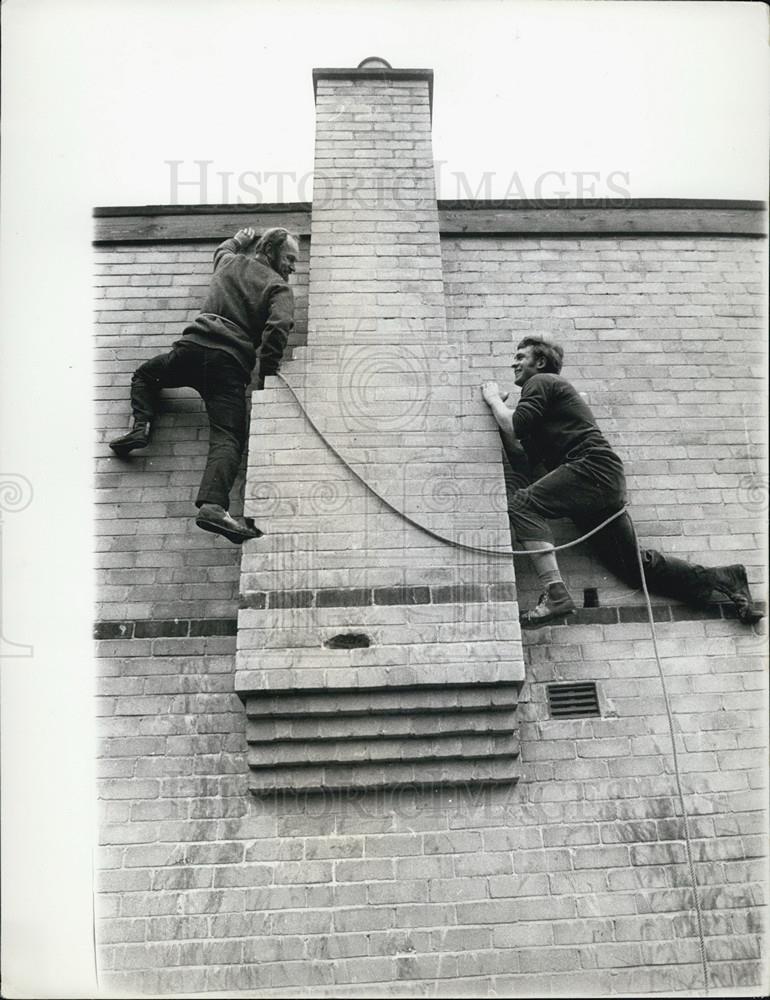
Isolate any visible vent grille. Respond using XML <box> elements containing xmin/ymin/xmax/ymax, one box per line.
<box><xmin>547</xmin><ymin>682</ymin><xmax>600</xmax><ymax>719</ymax></box>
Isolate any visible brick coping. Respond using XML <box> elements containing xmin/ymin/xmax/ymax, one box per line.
<box><xmin>93</xmin><ymin>618</ymin><xmax>237</xmax><ymax>640</ymax></box>
<box><xmin>241</xmin><ymin>583</ymin><xmax>517</xmax><ymax>611</ymax></box>
<box><xmin>311</xmin><ymin>66</ymin><xmax>434</xmax><ymax>108</ymax></box>
<box><xmin>93</xmin><ymin>599</ymin><xmax>760</xmax><ymax>641</ymax></box>
<box><xmin>92</xmin><ymin>198</ymin><xmax>767</xmax><ymax>217</ymax></box>
<box><xmin>92</xmin><ymin>200</ymin><xmax>766</xmax><ymax>243</ymax></box>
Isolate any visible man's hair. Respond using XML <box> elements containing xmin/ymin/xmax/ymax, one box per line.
<box><xmin>517</xmin><ymin>335</ymin><xmax>564</xmax><ymax>375</ymax></box>
<box><xmin>254</xmin><ymin>227</ymin><xmax>294</xmax><ymax>261</ymax></box>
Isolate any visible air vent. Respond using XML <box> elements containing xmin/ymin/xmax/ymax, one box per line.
<box><xmin>547</xmin><ymin>682</ymin><xmax>600</xmax><ymax>719</ymax></box>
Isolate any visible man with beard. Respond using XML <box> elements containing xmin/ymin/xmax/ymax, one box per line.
<box><xmin>110</xmin><ymin>226</ymin><xmax>298</xmax><ymax>543</ymax></box>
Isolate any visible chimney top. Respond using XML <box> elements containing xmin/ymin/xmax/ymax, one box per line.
<box><xmin>312</xmin><ymin>64</ymin><xmax>434</xmax><ymax>113</ymax></box>
<box><xmin>357</xmin><ymin>56</ymin><xmax>392</xmax><ymax>69</ymax></box>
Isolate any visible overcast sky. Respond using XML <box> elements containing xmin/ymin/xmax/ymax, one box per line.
<box><xmin>0</xmin><ymin>1</ymin><xmax>768</xmax><ymax>995</ymax></box>
<box><xmin>4</xmin><ymin>0</ymin><xmax>769</xmax><ymax>207</ymax></box>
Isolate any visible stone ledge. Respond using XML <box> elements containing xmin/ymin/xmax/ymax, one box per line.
<box><xmin>240</xmin><ymin>583</ymin><xmax>517</xmax><ymax>611</ymax></box>
<box><xmin>92</xmin><ymin>598</ymin><xmax>763</xmax><ymax>642</ymax></box>
<box><xmin>92</xmin><ymin>199</ymin><xmax>767</xmax><ymax>243</ymax></box>
<box><xmin>244</xmin><ymin>684</ymin><xmax>520</xmax><ymax>718</ymax></box>
<box><xmin>241</xmin><ymin>682</ymin><xmax>520</xmax><ymax>791</ymax></box>
<box><xmin>247</xmin><ymin>755</ymin><xmax>519</xmax><ymax>794</ymax></box>
<box><xmin>247</xmin><ymin>732</ymin><xmax>520</xmax><ymax>768</ymax></box>
<box><xmin>246</xmin><ymin>707</ymin><xmax>519</xmax><ymax>741</ymax></box>
<box><xmin>93</xmin><ymin>617</ymin><xmax>238</xmax><ymax>640</ymax></box>
<box><xmin>545</xmin><ymin>600</ymin><xmax>765</xmax><ymax>627</ymax></box>
<box><xmin>234</xmin><ymin>660</ymin><xmax>526</xmax><ymax>693</ymax></box>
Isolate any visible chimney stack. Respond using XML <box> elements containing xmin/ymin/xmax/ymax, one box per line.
<box><xmin>235</xmin><ymin>61</ymin><xmax>525</xmax><ymax>793</ymax></box>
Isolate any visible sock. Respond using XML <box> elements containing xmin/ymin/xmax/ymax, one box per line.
<box><xmin>522</xmin><ymin>541</ymin><xmax>563</xmax><ymax>589</ymax></box>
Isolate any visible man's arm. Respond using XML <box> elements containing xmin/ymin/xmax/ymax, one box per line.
<box><xmin>482</xmin><ymin>382</ymin><xmax>520</xmax><ymax>455</ymax></box>
<box><xmin>257</xmin><ymin>284</ymin><xmax>295</xmax><ymax>387</ymax></box>
<box><xmin>213</xmin><ymin>227</ymin><xmax>258</xmax><ymax>271</ymax></box>
<box><xmin>510</xmin><ymin>375</ymin><xmax>549</xmax><ymax>439</ymax></box>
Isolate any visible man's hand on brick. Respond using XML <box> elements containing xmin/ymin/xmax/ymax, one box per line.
<box><xmin>233</xmin><ymin>227</ymin><xmax>258</xmax><ymax>251</ymax></box>
<box><xmin>482</xmin><ymin>381</ymin><xmax>509</xmax><ymax>405</ymax></box>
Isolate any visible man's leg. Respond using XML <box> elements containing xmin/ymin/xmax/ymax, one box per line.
<box><xmin>507</xmin><ymin>464</ymin><xmax>597</xmax><ymax>627</ymax></box>
<box><xmin>507</xmin><ymin>449</ymin><xmax>763</xmax><ymax>626</ymax></box>
<box><xmin>502</xmin><ymin>446</ymin><xmax>565</xmax><ymax>588</ymax></box>
<box><xmin>195</xmin><ymin>354</ymin><xmax>247</xmax><ymax>510</ymax></box>
<box><xmin>577</xmin><ymin>509</ymin><xmax>763</xmax><ymax>624</ymax></box>
<box><xmin>194</xmin><ymin>350</ymin><xmax>261</xmax><ymax>544</ymax></box>
<box><xmin>109</xmin><ymin>343</ymin><xmax>195</xmax><ymax>456</ymax></box>
<box><xmin>507</xmin><ymin>451</ymin><xmax>629</xmax><ymax>628</ymax></box>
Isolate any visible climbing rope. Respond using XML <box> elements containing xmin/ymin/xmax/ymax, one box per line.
<box><xmin>91</xmin><ymin>846</ymin><xmax>101</xmax><ymax>993</ymax></box>
<box><xmin>275</xmin><ymin>374</ymin><xmax>628</xmax><ymax>556</ymax></box>
<box><xmin>276</xmin><ymin>372</ymin><xmax>711</xmax><ymax>992</ymax></box>
<box><xmin>632</xmin><ymin>526</ymin><xmax>710</xmax><ymax>994</ymax></box>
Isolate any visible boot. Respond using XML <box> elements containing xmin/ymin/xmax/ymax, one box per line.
<box><xmin>109</xmin><ymin>420</ymin><xmax>151</xmax><ymax>457</ymax></box>
<box><xmin>707</xmin><ymin>564</ymin><xmax>764</xmax><ymax>625</ymax></box>
<box><xmin>195</xmin><ymin>504</ymin><xmax>263</xmax><ymax>545</ymax></box>
<box><xmin>520</xmin><ymin>582</ymin><xmax>576</xmax><ymax>629</ymax></box>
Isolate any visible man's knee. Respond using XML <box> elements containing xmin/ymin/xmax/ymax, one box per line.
<box><xmin>209</xmin><ymin>421</ymin><xmax>242</xmax><ymax>443</ymax></box>
<box><xmin>207</xmin><ymin>414</ymin><xmax>247</xmax><ymax>456</ymax></box>
<box><xmin>131</xmin><ymin>362</ymin><xmax>153</xmax><ymax>384</ymax></box>
<box><xmin>132</xmin><ymin>353</ymin><xmax>168</xmax><ymax>386</ymax></box>
<box><xmin>507</xmin><ymin>489</ymin><xmax>553</xmax><ymax>545</ymax></box>
<box><xmin>508</xmin><ymin>486</ymin><xmax>532</xmax><ymax>514</ymax></box>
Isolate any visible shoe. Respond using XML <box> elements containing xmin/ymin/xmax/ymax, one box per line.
<box><xmin>708</xmin><ymin>564</ymin><xmax>764</xmax><ymax>625</ymax></box>
<box><xmin>109</xmin><ymin>421</ymin><xmax>151</xmax><ymax>456</ymax></box>
<box><xmin>195</xmin><ymin>504</ymin><xmax>263</xmax><ymax>545</ymax></box>
<box><xmin>520</xmin><ymin>585</ymin><xmax>576</xmax><ymax>629</ymax></box>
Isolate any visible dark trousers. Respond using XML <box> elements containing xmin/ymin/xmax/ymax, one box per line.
<box><xmin>504</xmin><ymin>447</ymin><xmax>713</xmax><ymax>606</ymax></box>
<box><xmin>130</xmin><ymin>341</ymin><xmax>248</xmax><ymax>509</ymax></box>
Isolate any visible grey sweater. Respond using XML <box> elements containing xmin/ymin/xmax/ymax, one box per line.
<box><xmin>181</xmin><ymin>238</ymin><xmax>295</xmax><ymax>380</ymax></box>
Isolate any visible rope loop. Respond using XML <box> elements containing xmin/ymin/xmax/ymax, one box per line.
<box><xmin>275</xmin><ymin>374</ymin><xmax>627</xmax><ymax>556</ymax></box>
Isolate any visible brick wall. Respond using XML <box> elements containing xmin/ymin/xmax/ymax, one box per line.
<box><xmin>94</xmin><ymin>240</ymin><xmax>309</xmax><ymax>624</ymax></box>
<box><xmin>94</xmin><ymin>227</ymin><xmax>768</xmax><ymax>999</ymax></box>
<box><xmin>94</xmin><ymin>222</ymin><xmax>767</xmax><ymax>997</ymax></box>
<box><xmin>95</xmin><ymin>232</ymin><xmax>766</xmax><ymax>627</ymax></box>
<box><xmin>95</xmin><ymin>610</ymin><xmax>767</xmax><ymax>995</ymax></box>
<box><xmin>441</xmin><ymin>235</ymin><xmax>767</xmax><ymax>611</ymax></box>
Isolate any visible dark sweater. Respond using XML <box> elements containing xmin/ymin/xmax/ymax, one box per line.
<box><xmin>180</xmin><ymin>238</ymin><xmax>294</xmax><ymax>379</ymax></box>
<box><xmin>512</xmin><ymin>373</ymin><xmax>617</xmax><ymax>471</ymax></box>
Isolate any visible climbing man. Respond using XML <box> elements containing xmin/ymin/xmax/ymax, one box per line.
<box><xmin>482</xmin><ymin>335</ymin><xmax>764</xmax><ymax>628</ymax></box>
<box><xmin>109</xmin><ymin>226</ymin><xmax>298</xmax><ymax>543</ymax></box>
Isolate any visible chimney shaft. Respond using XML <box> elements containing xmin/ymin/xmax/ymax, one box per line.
<box><xmin>234</xmin><ymin>63</ymin><xmax>524</xmax><ymax>793</ymax></box>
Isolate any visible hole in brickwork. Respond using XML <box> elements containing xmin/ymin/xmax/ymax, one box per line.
<box><xmin>547</xmin><ymin>682</ymin><xmax>600</xmax><ymax>719</ymax></box>
<box><xmin>583</xmin><ymin>587</ymin><xmax>599</xmax><ymax>608</ymax></box>
<box><xmin>325</xmin><ymin>633</ymin><xmax>371</xmax><ymax>649</ymax></box>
